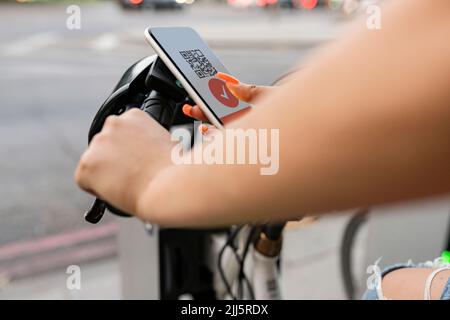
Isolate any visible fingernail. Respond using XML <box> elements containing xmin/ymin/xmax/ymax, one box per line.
<box><xmin>199</xmin><ymin>124</ymin><xmax>208</xmax><ymax>134</ymax></box>
<box><xmin>225</xmin><ymin>81</ymin><xmax>239</xmax><ymax>90</ymax></box>
<box><xmin>216</xmin><ymin>72</ymin><xmax>239</xmax><ymax>85</ymax></box>
<box><xmin>182</xmin><ymin>104</ymin><xmax>192</xmax><ymax>116</ymax></box>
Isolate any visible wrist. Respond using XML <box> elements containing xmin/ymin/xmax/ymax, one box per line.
<box><xmin>133</xmin><ymin>163</ymin><xmax>174</xmax><ymax>223</ymax></box>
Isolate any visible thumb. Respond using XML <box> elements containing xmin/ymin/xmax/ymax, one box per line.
<box><xmin>226</xmin><ymin>82</ymin><xmax>267</xmax><ymax>103</ymax></box>
<box><xmin>215</xmin><ymin>72</ymin><xmax>271</xmax><ymax>103</ymax></box>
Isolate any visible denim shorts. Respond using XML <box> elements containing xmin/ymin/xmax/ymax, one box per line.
<box><xmin>362</xmin><ymin>259</ymin><xmax>450</xmax><ymax>300</ymax></box>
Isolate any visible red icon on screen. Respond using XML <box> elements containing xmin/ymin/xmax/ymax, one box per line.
<box><xmin>208</xmin><ymin>78</ymin><xmax>239</xmax><ymax>108</ymax></box>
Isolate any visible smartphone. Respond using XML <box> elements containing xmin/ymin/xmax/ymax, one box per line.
<box><xmin>145</xmin><ymin>26</ymin><xmax>251</xmax><ymax>129</ymax></box>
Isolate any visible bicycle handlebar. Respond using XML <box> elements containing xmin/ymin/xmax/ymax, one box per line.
<box><xmin>84</xmin><ymin>55</ymin><xmax>191</xmax><ymax>224</ymax></box>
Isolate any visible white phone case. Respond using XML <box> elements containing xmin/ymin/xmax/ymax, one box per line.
<box><xmin>145</xmin><ymin>28</ymin><xmax>224</xmax><ymax>129</ymax></box>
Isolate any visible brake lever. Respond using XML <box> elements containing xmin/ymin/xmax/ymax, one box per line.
<box><xmin>84</xmin><ymin>198</ymin><xmax>107</xmax><ymax>224</ymax></box>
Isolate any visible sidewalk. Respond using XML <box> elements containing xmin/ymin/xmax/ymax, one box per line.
<box><xmin>0</xmin><ymin>257</ymin><xmax>121</xmax><ymax>300</ymax></box>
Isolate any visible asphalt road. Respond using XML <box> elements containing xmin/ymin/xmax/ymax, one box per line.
<box><xmin>0</xmin><ymin>2</ymin><xmax>319</xmax><ymax>246</ymax></box>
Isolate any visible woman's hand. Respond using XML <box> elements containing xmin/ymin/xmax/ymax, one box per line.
<box><xmin>74</xmin><ymin>73</ymin><xmax>274</xmax><ymax>216</ymax></box>
<box><xmin>74</xmin><ymin>109</ymin><xmax>174</xmax><ymax>215</ymax></box>
<box><xmin>182</xmin><ymin>72</ymin><xmax>273</xmax><ymax>131</ymax></box>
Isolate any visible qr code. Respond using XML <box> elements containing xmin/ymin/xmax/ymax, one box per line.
<box><xmin>179</xmin><ymin>49</ymin><xmax>218</xmax><ymax>79</ymax></box>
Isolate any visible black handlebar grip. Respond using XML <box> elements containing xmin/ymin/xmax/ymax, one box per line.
<box><xmin>85</xmin><ymin>90</ymin><xmax>177</xmax><ymax>224</ymax></box>
<box><xmin>141</xmin><ymin>91</ymin><xmax>176</xmax><ymax>130</ymax></box>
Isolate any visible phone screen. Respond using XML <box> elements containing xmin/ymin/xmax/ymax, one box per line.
<box><xmin>149</xmin><ymin>27</ymin><xmax>250</xmax><ymax>123</ymax></box>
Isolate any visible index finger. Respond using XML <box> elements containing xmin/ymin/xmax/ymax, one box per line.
<box><xmin>182</xmin><ymin>104</ymin><xmax>209</xmax><ymax>122</ymax></box>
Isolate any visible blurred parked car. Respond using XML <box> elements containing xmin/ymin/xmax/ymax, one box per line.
<box><xmin>227</xmin><ymin>0</ymin><xmax>328</xmax><ymax>10</ymax></box>
<box><xmin>118</xmin><ymin>0</ymin><xmax>191</xmax><ymax>10</ymax></box>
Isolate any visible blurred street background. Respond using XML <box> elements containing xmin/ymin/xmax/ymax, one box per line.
<box><xmin>0</xmin><ymin>0</ymin><xmax>448</xmax><ymax>299</ymax></box>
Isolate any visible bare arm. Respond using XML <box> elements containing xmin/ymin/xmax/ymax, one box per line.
<box><xmin>139</xmin><ymin>0</ymin><xmax>450</xmax><ymax>226</ymax></box>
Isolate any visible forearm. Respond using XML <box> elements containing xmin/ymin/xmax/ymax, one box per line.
<box><xmin>137</xmin><ymin>0</ymin><xmax>450</xmax><ymax>226</ymax></box>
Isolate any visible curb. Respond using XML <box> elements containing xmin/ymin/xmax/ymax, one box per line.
<box><xmin>0</xmin><ymin>222</ymin><xmax>118</xmax><ymax>283</ymax></box>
